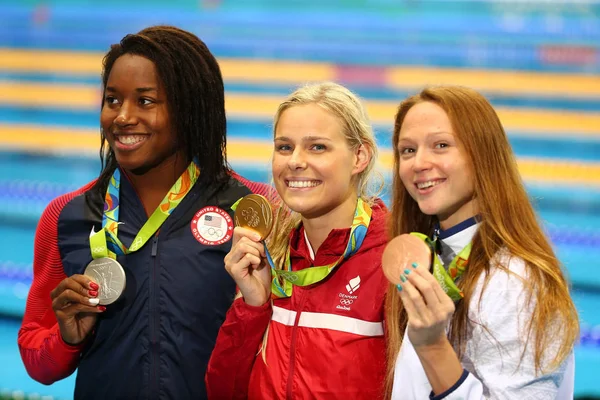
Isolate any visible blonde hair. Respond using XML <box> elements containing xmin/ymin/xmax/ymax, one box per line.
<box><xmin>260</xmin><ymin>82</ymin><xmax>382</xmax><ymax>362</ymax></box>
<box><xmin>384</xmin><ymin>86</ymin><xmax>579</xmax><ymax>398</ymax></box>
<box><xmin>267</xmin><ymin>81</ymin><xmax>381</xmax><ymax>268</ymax></box>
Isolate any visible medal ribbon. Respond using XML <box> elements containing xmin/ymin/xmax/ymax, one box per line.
<box><xmin>410</xmin><ymin>232</ymin><xmax>471</xmax><ymax>301</ymax></box>
<box><xmin>266</xmin><ymin>198</ymin><xmax>372</xmax><ymax>298</ymax></box>
<box><xmin>89</xmin><ymin>162</ymin><xmax>200</xmax><ymax>260</ymax></box>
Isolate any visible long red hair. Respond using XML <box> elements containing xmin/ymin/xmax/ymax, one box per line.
<box><xmin>383</xmin><ymin>86</ymin><xmax>579</xmax><ymax>399</ymax></box>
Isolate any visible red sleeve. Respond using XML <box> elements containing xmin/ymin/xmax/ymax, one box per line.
<box><xmin>205</xmin><ymin>297</ymin><xmax>272</xmax><ymax>399</ymax></box>
<box><xmin>230</xmin><ymin>171</ymin><xmax>279</xmax><ymax>204</ymax></box>
<box><xmin>18</xmin><ymin>183</ymin><xmax>94</xmax><ymax>384</ymax></box>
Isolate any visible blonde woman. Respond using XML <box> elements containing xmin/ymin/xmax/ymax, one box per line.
<box><xmin>206</xmin><ymin>82</ymin><xmax>388</xmax><ymax>399</ymax></box>
<box><xmin>384</xmin><ymin>86</ymin><xmax>578</xmax><ymax>399</ymax></box>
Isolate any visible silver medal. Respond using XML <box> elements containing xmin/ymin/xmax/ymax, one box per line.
<box><xmin>84</xmin><ymin>257</ymin><xmax>126</xmax><ymax>305</ymax></box>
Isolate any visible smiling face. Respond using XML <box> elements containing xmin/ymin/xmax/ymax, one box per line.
<box><xmin>100</xmin><ymin>54</ymin><xmax>181</xmax><ymax>175</ymax></box>
<box><xmin>272</xmin><ymin>103</ymin><xmax>368</xmax><ymax>222</ymax></box>
<box><xmin>397</xmin><ymin>101</ymin><xmax>477</xmax><ymax>229</ymax></box>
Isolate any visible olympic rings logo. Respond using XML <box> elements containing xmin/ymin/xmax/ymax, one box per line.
<box><xmin>241</xmin><ymin>207</ymin><xmax>260</xmax><ymax>228</ymax></box>
<box><xmin>191</xmin><ymin>207</ymin><xmax>233</xmax><ymax>246</ymax></box>
<box><xmin>279</xmin><ymin>272</ymin><xmax>299</xmax><ymax>282</ymax></box>
<box><xmin>92</xmin><ymin>246</ymin><xmax>106</xmax><ymax>253</ymax></box>
<box><xmin>129</xmin><ymin>236</ymin><xmax>144</xmax><ymax>251</ymax></box>
<box><xmin>340</xmin><ymin>299</ymin><xmax>353</xmax><ymax>306</ymax></box>
<box><xmin>199</xmin><ymin>226</ymin><xmax>224</xmax><ymax>239</ymax></box>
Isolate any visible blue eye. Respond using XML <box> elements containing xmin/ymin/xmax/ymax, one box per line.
<box><xmin>276</xmin><ymin>144</ymin><xmax>292</xmax><ymax>152</ymax></box>
<box><xmin>311</xmin><ymin>144</ymin><xmax>326</xmax><ymax>151</ymax></box>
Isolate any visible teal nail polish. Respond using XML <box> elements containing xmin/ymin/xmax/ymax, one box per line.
<box><xmin>411</xmin><ymin>262</ymin><xmax>418</xmax><ymax>268</ymax></box>
<box><xmin>400</xmin><ymin>275</ymin><xmax>407</xmax><ymax>282</ymax></box>
<box><xmin>396</xmin><ymin>284</ymin><xmax>403</xmax><ymax>292</ymax></box>
<box><xmin>404</xmin><ymin>269</ymin><xmax>411</xmax><ymax>275</ymax></box>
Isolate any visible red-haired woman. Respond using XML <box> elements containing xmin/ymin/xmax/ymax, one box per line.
<box><xmin>384</xmin><ymin>86</ymin><xmax>578</xmax><ymax>399</ymax></box>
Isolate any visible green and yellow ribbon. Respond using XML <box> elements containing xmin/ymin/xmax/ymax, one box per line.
<box><xmin>267</xmin><ymin>199</ymin><xmax>372</xmax><ymax>298</ymax></box>
<box><xmin>89</xmin><ymin>162</ymin><xmax>200</xmax><ymax>260</ymax></box>
<box><xmin>410</xmin><ymin>232</ymin><xmax>471</xmax><ymax>302</ymax></box>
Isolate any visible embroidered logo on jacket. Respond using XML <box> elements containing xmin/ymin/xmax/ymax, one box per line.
<box><xmin>346</xmin><ymin>276</ymin><xmax>361</xmax><ymax>294</ymax></box>
<box><xmin>191</xmin><ymin>206</ymin><xmax>233</xmax><ymax>246</ymax></box>
<box><xmin>337</xmin><ymin>276</ymin><xmax>361</xmax><ymax>311</ymax></box>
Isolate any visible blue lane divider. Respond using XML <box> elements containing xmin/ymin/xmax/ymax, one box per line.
<box><xmin>579</xmin><ymin>325</ymin><xmax>600</xmax><ymax>348</ymax></box>
<box><xmin>1</xmin><ymin>38</ymin><xmax>596</xmax><ymax>74</ymax></box>
<box><xmin>547</xmin><ymin>229</ymin><xmax>600</xmax><ymax>247</ymax></box>
<box><xmin>0</xmin><ymin>263</ymin><xmax>32</xmax><ymax>281</ymax></box>
<box><xmin>1</xmin><ymin>4</ymin><xmax>598</xmax><ymax>40</ymax></box>
<box><xmin>0</xmin><ymin>181</ymin><xmax>79</xmax><ymax>204</ymax></box>
<box><xmin>1</xmin><ymin>5</ymin><xmax>598</xmax><ymax>72</ymax></box>
<box><xmin>2</xmin><ymin>29</ymin><xmax>589</xmax><ymax>72</ymax></box>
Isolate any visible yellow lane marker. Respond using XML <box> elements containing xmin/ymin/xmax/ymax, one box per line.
<box><xmin>385</xmin><ymin>67</ymin><xmax>600</xmax><ymax>99</ymax></box>
<box><xmin>1</xmin><ymin>124</ymin><xmax>598</xmax><ymax>186</ymax></box>
<box><xmin>1</xmin><ymin>83</ymin><xmax>599</xmax><ymax>137</ymax></box>
<box><xmin>1</xmin><ymin>48</ymin><xmax>599</xmax><ymax>98</ymax></box>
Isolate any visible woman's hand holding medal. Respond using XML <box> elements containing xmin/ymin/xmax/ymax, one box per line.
<box><xmin>225</xmin><ymin>195</ymin><xmax>274</xmax><ymax>307</ymax></box>
<box><xmin>382</xmin><ymin>235</ymin><xmax>455</xmax><ymax>349</ymax></box>
<box><xmin>50</xmin><ymin>274</ymin><xmax>105</xmax><ymax>346</ymax></box>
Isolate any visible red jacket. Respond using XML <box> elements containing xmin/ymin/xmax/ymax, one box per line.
<box><xmin>206</xmin><ymin>203</ymin><xmax>389</xmax><ymax>400</ymax></box>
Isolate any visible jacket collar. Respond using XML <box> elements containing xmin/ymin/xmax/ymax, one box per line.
<box><xmin>288</xmin><ymin>202</ymin><xmax>388</xmax><ymax>271</ymax></box>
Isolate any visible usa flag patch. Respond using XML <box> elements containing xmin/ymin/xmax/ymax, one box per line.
<box><xmin>190</xmin><ymin>206</ymin><xmax>234</xmax><ymax>246</ymax></box>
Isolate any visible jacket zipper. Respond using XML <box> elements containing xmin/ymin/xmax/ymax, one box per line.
<box><xmin>286</xmin><ymin>291</ymin><xmax>307</xmax><ymax>400</ymax></box>
<box><xmin>149</xmin><ymin>235</ymin><xmax>159</xmax><ymax>399</ymax></box>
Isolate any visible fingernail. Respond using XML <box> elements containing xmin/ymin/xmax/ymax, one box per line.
<box><xmin>88</xmin><ymin>290</ymin><xmax>98</xmax><ymax>297</ymax></box>
<box><xmin>404</xmin><ymin>269</ymin><xmax>411</xmax><ymax>275</ymax></box>
<box><xmin>98</xmin><ymin>306</ymin><xmax>107</xmax><ymax>312</ymax></box>
<box><xmin>412</xmin><ymin>262</ymin><xmax>418</xmax><ymax>268</ymax></box>
<box><xmin>88</xmin><ymin>298</ymin><xmax>100</xmax><ymax>305</ymax></box>
<box><xmin>400</xmin><ymin>275</ymin><xmax>407</xmax><ymax>282</ymax></box>
<box><xmin>89</xmin><ymin>282</ymin><xmax>99</xmax><ymax>290</ymax></box>
<box><xmin>396</xmin><ymin>284</ymin><xmax>403</xmax><ymax>292</ymax></box>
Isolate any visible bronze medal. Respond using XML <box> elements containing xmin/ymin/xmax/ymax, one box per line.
<box><xmin>84</xmin><ymin>257</ymin><xmax>126</xmax><ymax>305</ymax></box>
<box><xmin>382</xmin><ymin>234</ymin><xmax>431</xmax><ymax>285</ymax></box>
<box><xmin>234</xmin><ymin>194</ymin><xmax>274</xmax><ymax>240</ymax></box>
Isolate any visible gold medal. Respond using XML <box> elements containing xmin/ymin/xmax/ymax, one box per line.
<box><xmin>234</xmin><ymin>194</ymin><xmax>274</xmax><ymax>240</ymax></box>
<box><xmin>382</xmin><ymin>234</ymin><xmax>431</xmax><ymax>285</ymax></box>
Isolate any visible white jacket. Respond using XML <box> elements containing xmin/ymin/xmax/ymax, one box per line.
<box><xmin>392</xmin><ymin>222</ymin><xmax>575</xmax><ymax>399</ymax></box>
